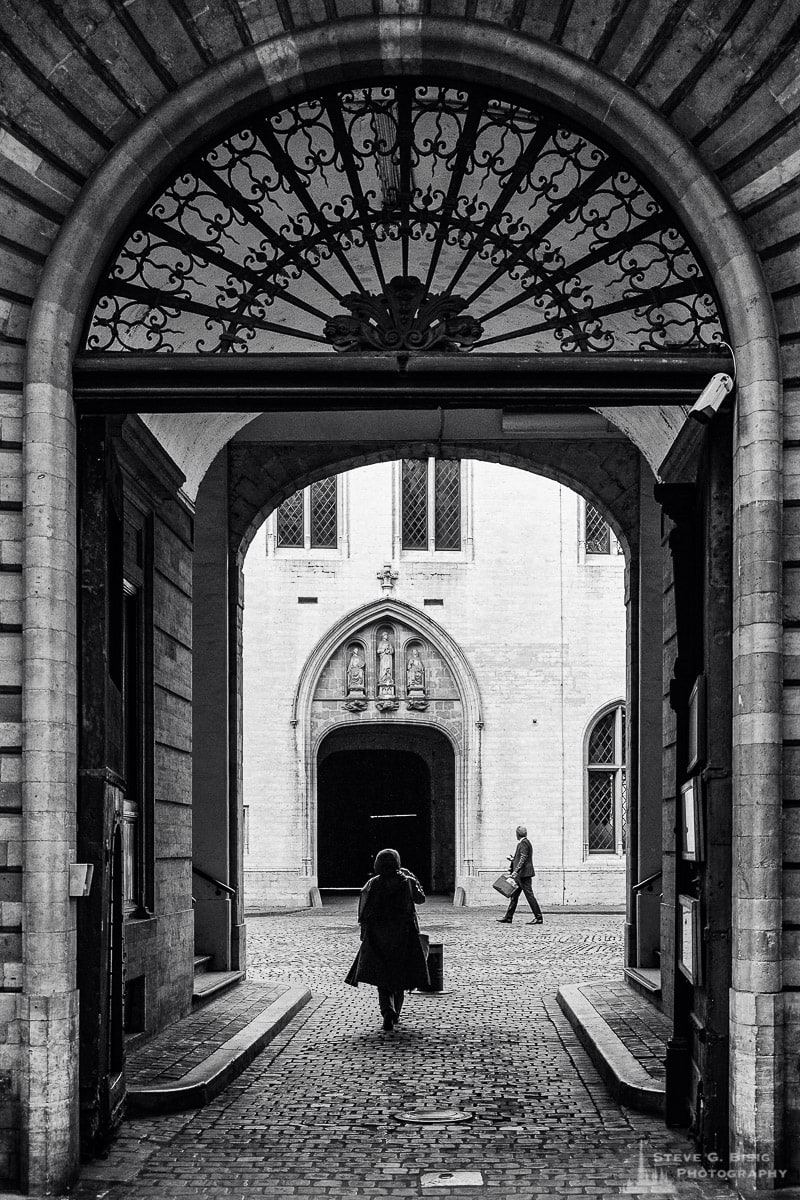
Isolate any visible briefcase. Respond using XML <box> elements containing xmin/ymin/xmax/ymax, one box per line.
<box><xmin>492</xmin><ymin>874</ymin><xmax>518</xmax><ymax>898</ymax></box>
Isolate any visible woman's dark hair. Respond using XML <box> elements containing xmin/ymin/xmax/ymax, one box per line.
<box><xmin>374</xmin><ymin>848</ymin><xmax>401</xmax><ymax>876</ymax></box>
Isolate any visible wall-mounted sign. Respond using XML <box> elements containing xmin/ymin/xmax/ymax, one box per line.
<box><xmin>678</xmin><ymin>894</ymin><xmax>702</xmax><ymax>985</ymax></box>
<box><xmin>687</xmin><ymin>674</ymin><xmax>706</xmax><ymax>773</ymax></box>
<box><xmin>680</xmin><ymin>777</ymin><xmax>704</xmax><ymax>862</ymax></box>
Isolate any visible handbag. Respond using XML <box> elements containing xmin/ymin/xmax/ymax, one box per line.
<box><xmin>492</xmin><ymin>873</ymin><xmax>518</xmax><ymax>898</ymax></box>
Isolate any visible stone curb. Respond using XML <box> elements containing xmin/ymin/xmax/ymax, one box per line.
<box><xmin>128</xmin><ymin>984</ymin><xmax>312</xmax><ymax>1114</ymax></box>
<box><xmin>556</xmin><ymin>981</ymin><xmax>665</xmax><ymax>1115</ymax></box>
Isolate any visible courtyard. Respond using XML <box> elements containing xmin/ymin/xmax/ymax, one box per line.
<box><xmin>71</xmin><ymin>901</ymin><xmax>739</xmax><ymax>1200</ymax></box>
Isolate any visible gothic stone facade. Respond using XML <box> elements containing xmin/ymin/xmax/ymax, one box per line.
<box><xmin>242</xmin><ymin>463</ymin><xmax>627</xmax><ymax>909</ymax></box>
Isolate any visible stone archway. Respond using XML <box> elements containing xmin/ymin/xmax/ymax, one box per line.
<box><xmin>285</xmin><ymin>598</ymin><xmax>482</xmax><ymax>905</ymax></box>
<box><xmin>21</xmin><ymin>16</ymin><xmax>781</xmax><ymax>1193</ymax></box>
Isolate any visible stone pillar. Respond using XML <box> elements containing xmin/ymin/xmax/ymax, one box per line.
<box><xmin>729</xmin><ymin>363</ymin><xmax>784</xmax><ymax>1194</ymax></box>
<box><xmin>21</xmin><ymin>379</ymin><xmax>80</xmax><ymax>1192</ymax></box>
<box><xmin>636</xmin><ymin>474</ymin><xmax>663</xmax><ymax>967</ymax></box>
<box><xmin>192</xmin><ymin>450</ymin><xmax>232</xmax><ymax>971</ymax></box>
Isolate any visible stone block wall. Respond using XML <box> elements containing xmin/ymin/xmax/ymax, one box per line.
<box><xmin>125</xmin><ymin>499</ymin><xmax>194</xmax><ymax>1035</ymax></box>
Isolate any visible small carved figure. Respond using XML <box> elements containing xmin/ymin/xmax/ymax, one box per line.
<box><xmin>346</xmin><ymin>646</ymin><xmax>366</xmax><ymax>694</ymax></box>
<box><xmin>377</xmin><ymin>631</ymin><xmax>395</xmax><ymax>690</ymax></box>
<box><xmin>406</xmin><ymin>646</ymin><xmax>425</xmax><ymax>692</ymax></box>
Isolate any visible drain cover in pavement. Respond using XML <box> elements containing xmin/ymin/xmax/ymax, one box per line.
<box><xmin>420</xmin><ymin>1170</ymin><xmax>484</xmax><ymax>1187</ymax></box>
<box><xmin>395</xmin><ymin>1109</ymin><xmax>472</xmax><ymax>1124</ymax></box>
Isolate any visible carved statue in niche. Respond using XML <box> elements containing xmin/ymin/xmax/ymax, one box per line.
<box><xmin>376</xmin><ymin>629</ymin><xmax>398</xmax><ymax>711</ymax></box>
<box><xmin>344</xmin><ymin>643</ymin><xmax>367</xmax><ymax>712</ymax></box>
<box><xmin>406</xmin><ymin>643</ymin><xmax>428</xmax><ymax>711</ymax></box>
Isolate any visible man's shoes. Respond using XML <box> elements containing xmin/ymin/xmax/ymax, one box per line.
<box><xmin>527</xmin><ymin>917</ymin><xmax>544</xmax><ymax>924</ymax></box>
<box><xmin>497</xmin><ymin>917</ymin><xmax>512</xmax><ymax>924</ymax></box>
<box><xmin>382</xmin><ymin>1014</ymin><xmax>394</xmax><ymax>1031</ymax></box>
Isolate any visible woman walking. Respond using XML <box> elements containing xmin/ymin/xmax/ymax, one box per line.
<box><xmin>345</xmin><ymin>848</ymin><xmax>430</xmax><ymax>1031</ymax></box>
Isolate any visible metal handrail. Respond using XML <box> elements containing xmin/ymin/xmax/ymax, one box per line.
<box><xmin>192</xmin><ymin>865</ymin><xmax>236</xmax><ymax>896</ymax></box>
<box><xmin>632</xmin><ymin>869</ymin><xmax>663</xmax><ymax>893</ymax></box>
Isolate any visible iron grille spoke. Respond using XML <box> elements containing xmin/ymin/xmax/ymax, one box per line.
<box><xmin>479</xmin><ymin>211</ymin><xmax>666</xmax><ymax>326</ymax></box>
<box><xmin>446</xmin><ymin>119</ymin><xmax>552</xmax><ymax>296</ymax></box>
<box><xmin>462</xmin><ymin>159</ymin><xmax>617</xmax><ymax>309</ymax></box>
<box><xmin>255</xmin><ymin>118</ymin><xmax>370</xmax><ymax>299</ymax></box>
<box><xmin>398</xmin><ymin>84</ymin><xmax>413</xmax><ymax>279</ymax></box>
<box><xmin>139</xmin><ymin>213</ymin><xmax>330</xmax><ymax>323</ymax></box>
<box><xmin>193</xmin><ymin>160</ymin><xmax>346</xmax><ymax>305</ymax></box>
<box><xmin>324</xmin><ymin>96</ymin><xmax>389</xmax><ymax>295</ymax></box>
<box><xmin>105</xmin><ymin>280</ymin><xmax>327</xmax><ymax>347</ymax></box>
<box><xmin>423</xmin><ymin>91</ymin><xmax>484</xmax><ymax>294</ymax></box>
<box><xmin>479</xmin><ymin>279</ymin><xmax>701</xmax><ymax>348</ymax></box>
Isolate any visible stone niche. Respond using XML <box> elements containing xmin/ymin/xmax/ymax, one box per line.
<box><xmin>311</xmin><ymin>619</ymin><xmax>463</xmax><ymax>749</ymax></box>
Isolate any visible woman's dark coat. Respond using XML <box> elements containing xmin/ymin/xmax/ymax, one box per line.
<box><xmin>346</xmin><ymin>871</ymin><xmax>430</xmax><ymax>991</ymax></box>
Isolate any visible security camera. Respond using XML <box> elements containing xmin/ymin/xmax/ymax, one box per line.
<box><xmin>688</xmin><ymin>373</ymin><xmax>734</xmax><ymax>424</ymax></box>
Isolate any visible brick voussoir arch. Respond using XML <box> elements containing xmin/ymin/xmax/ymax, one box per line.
<box><xmin>22</xmin><ymin>16</ymin><xmax>782</xmax><ymax>1195</ymax></box>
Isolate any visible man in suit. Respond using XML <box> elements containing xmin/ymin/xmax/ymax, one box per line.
<box><xmin>497</xmin><ymin>824</ymin><xmax>543</xmax><ymax>924</ymax></box>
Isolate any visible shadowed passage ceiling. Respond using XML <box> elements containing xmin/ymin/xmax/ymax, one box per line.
<box><xmin>83</xmin><ymin>79</ymin><xmax>724</xmax><ymax>358</ymax></box>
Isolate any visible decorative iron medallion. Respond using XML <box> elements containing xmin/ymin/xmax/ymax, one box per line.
<box><xmin>84</xmin><ymin>82</ymin><xmax>724</xmax><ymax>356</ymax></box>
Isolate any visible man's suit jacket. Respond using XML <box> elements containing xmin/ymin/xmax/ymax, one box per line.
<box><xmin>510</xmin><ymin>836</ymin><xmax>535</xmax><ymax>879</ymax></box>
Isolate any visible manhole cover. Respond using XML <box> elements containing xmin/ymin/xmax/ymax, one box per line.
<box><xmin>421</xmin><ymin>1170</ymin><xmax>484</xmax><ymax>1188</ymax></box>
<box><xmin>395</xmin><ymin>1109</ymin><xmax>473</xmax><ymax>1125</ymax></box>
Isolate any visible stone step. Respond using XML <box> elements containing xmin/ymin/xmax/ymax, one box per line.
<box><xmin>192</xmin><ymin>970</ymin><xmax>242</xmax><ymax>1005</ymax></box>
<box><xmin>623</xmin><ymin>966</ymin><xmax>662</xmax><ymax>1002</ymax></box>
<box><xmin>193</xmin><ymin>955</ymin><xmax>213</xmax><ymax>976</ymax></box>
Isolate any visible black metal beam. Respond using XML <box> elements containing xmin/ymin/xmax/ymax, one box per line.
<box><xmin>73</xmin><ymin>352</ymin><xmax>732</xmax><ymax>413</ymax></box>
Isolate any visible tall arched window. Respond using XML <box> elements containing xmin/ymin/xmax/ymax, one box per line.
<box><xmin>586</xmin><ymin>704</ymin><xmax>627</xmax><ymax>855</ymax></box>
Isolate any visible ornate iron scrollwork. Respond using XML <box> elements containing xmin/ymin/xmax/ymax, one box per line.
<box><xmin>83</xmin><ymin>82</ymin><xmax>724</xmax><ymax>356</ymax></box>
<box><xmin>323</xmin><ymin>275</ymin><xmax>482</xmax><ymax>352</ymax></box>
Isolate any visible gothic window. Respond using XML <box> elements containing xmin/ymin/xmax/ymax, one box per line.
<box><xmin>276</xmin><ymin>476</ymin><xmax>339</xmax><ymax>550</ymax></box>
<box><xmin>402</xmin><ymin>458</ymin><xmax>462</xmax><ymax>552</ymax></box>
<box><xmin>584</xmin><ymin>500</ymin><xmax>623</xmax><ymax>556</ymax></box>
<box><xmin>586</xmin><ymin>704</ymin><xmax>627</xmax><ymax>855</ymax></box>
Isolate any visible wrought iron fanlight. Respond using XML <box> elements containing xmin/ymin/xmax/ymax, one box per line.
<box><xmin>84</xmin><ymin>81</ymin><xmax>724</xmax><ymax>356</ymax></box>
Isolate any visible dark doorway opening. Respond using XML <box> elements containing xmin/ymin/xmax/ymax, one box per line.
<box><xmin>317</xmin><ymin>725</ymin><xmax>455</xmax><ymax>895</ymax></box>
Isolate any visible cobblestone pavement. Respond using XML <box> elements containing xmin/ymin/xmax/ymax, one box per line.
<box><xmin>73</xmin><ymin>901</ymin><xmax>741</xmax><ymax>1200</ymax></box>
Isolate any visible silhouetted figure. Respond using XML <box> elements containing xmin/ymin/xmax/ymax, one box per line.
<box><xmin>345</xmin><ymin>848</ymin><xmax>429</xmax><ymax>1030</ymax></box>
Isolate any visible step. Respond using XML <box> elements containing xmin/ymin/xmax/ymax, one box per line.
<box><xmin>557</xmin><ymin>982</ymin><xmax>665</xmax><ymax>1115</ymax></box>
<box><xmin>129</xmin><ymin>983</ymin><xmax>312</xmax><ymax>1114</ymax></box>
<box><xmin>192</xmin><ymin>970</ymin><xmax>242</xmax><ymax>1005</ymax></box>
<box><xmin>623</xmin><ymin>965</ymin><xmax>662</xmax><ymax>1003</ymax></box>
<box><xmin>193</xmin><ymin>955</ymin><xmax>213</xmax><ymax>976</ymax></box>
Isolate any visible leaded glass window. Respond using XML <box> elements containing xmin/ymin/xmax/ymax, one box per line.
<box><xmin>311</xmin><ymin>477</ymin><xmax>337</xmax><ymax>548</ymax></box>
<box><xmin>587</xmin><ymin>704</ymin><xmax>626</xmax><ymax>854</ymax></box>
<box><xmin>402</xmin><ymin>458</ymin><xmax>462</xmax><ymax>552</ymax></box>
<box><xmin>275</xmin><ymin>476</ymin><xmax>339</xmax><ymax>551</ymax></box>
<box><xmin>277</xmin><ymin>490</ymin><xmax>304</xmax><ymax>548</ymax></box>
<box><xmin>435</xmin><ymin>460</ymin><xmax>461</xmax><ymax>551</ymax></box>
<box><xmin>402</xmin><ymin>460</ymin><xmax>429</xmax><ymax>550</ymax></box>
<box><xmin>585</xmin><ymin>502</ymin><xmax>611</xmax><ymax>554</ymax></box>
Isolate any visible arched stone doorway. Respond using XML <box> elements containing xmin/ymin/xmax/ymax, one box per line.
<box><xmin>20</xmin><ymin>17</ymin><xmax>781</xmax><ymax>1196</ymax></box>
<box><xmin>317</xmin><ymin>726</ymin><xmax>456</xmax><ymax>894</ymax></box>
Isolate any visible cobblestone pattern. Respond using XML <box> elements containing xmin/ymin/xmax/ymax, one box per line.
<box><xmin>577</xmin><ymin>980</ymin><xmax>670</xmax><ymax>1082</ymax></box>
<box><xmin>73</xmin><ymin>903</ymin><xmax>732</xmax><ymax>1199</ymax></box>
<box><xmin>126</xmin><ymin>982</ymin><xmax>289</xmax><ymax>1085</ymax></box>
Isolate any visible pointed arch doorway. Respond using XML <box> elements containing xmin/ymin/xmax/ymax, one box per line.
<box><xmin>317</xmin><ymin>725</ymin><xmax>456</xmax><ymax>894</ymax></box>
